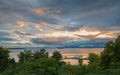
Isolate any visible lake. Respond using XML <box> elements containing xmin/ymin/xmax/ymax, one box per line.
<box><xmin>9</xmin><ymin>48</ymin><xmax>103</xmax><ymax>65</ymax></box>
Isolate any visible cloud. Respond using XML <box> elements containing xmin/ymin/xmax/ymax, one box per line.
<box><xmin>17</xmin><ymin>21</ymin><xmax>29</xmax><ymax>27</ymax></box>
<box><xmin>14</xmin><ymin>31</ymin><xmax>33</xmax><ymax>36</ymax></box>
<box><xmin>33</xmin><ymin>8</ymin><xmax>47</xmax><ymax>16</ymax></box>
<box><xmin>62</xmin><ymin>39</ymin><xmax>108</xmax><ymax>48</ymax></box>
<box><xmin>29</xmin><ymin>27</ymin><xmax>119</xmax><ymax>46</ymax></box>
<box><xmin>16</xmin><ymin>20</ymin><xmax>47</xmax><ymax>32</ymax></box>
<box><xmin>0</xmin><ymin>31</ymin><xmax>16</xmax><ymax>42</ymax></box>
<box><xmin>40</xmin><ymin>27</ymin><xmax>116</xmax><ymax>39</ymax></box>
<box><xmin>0</xmin><ymin>37</ymin><xmax>14</xmax><ymax>41</ymax></box>
<box><xmin>31</xmin><ymin>38</ymin><xmax>61</xmax><ymax>45</ymax></box>
<box><xmin>33</xmin><ymin>7</ymin><xmax>61</xmax><ymax>16</ymax></box>
<box><xmin>0</xmin><ymin>0</ymin><xmax>120</xmax><ymax>48</ymax></box>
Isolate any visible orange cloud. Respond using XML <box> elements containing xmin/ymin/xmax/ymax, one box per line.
<box><xmin>9</xmin><ymin>34</ymin><xmax>18</xmax><ymax>37</ymax></box>
<box><xmin>34</xmin><ymin>22</ymin><xmax>47</xmax><ymax>31</ymax></box>
<box><xmin>38</xmin><ymin>27</ymin><xmax>116</xmax><ymax>40</ymax></box>
<box><xmin>95</xmin><ymin>31</ymin><xmax>116</xmax><ymax>39</ymax></box>
<box><xmin>34</xmin><ymin>8</ymin><xmax>46</xmax><ymax>15</ymax></box>
<box><xmin>15</xmin><ymin>23</ymin><xmax>119</xmax><ymax>43</ymax></box>
<box><xmin>33</xmin><ymin>7</ymin><xmax>61</xmax><ymax>15</ymax></box>
<box><xmin>96</xmin><ymin>34</ymin><xmax>113</xmax><ymax>38</ymax></box>
<box><xmin>75</xmin><ymin>29</ymin><xmax>101</xmax><ymax>36</ymax></box>
<box><xmin>39</xmin><ymin>22</ymin><xmax>47</xmax><ymax>26</ymax></box>
<box><xmin>17</xmin><ymin>21</ymin><xmax>29</xmax><ymax>27</ymax></box>
<box><xmin>17</xmin><ymin>21</ymin><xmax>47</xmax><ymax>30</ymax></box>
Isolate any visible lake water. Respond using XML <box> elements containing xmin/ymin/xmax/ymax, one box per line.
<box><xmin>9</xmin><ymin>48</ymin><xmax>103</xmax><ymax>65</ymax></box>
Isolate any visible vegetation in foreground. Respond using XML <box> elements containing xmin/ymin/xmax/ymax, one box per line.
<box><xmin>0</xmin><ymin>35</ymin><xmax>120</xmax><ymax>75</ymax></box>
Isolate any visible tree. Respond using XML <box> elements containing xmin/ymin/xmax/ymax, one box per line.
<box><xmin>51</xmin><ymin>51</ymin><xmax>62</xmax><ymax>61</ymax></box>
<box><xmin>88</xmin><ymin>53</ymin><xmax>98</xmax><ymax>65</ymax></box>
<box><xmin>9</xmin><ymin>58</ymin><xmax>15</xmax><ymax>65</ymax></box>
<box><xmin>98</xmin><ymin>35</ymin><xmax>120</xmax><ymax>69</ymax></box>
<box><xmin>78</xmin><ymin>59</ymin><xmax>83</xmax><ymax>66</ymax></box>
<box><xmin>0</xmin><ymin>47</ymin><xmax>10</xmax><ymax>72</ymax></box>
<box><xmin>33</xmin><ymin>48</ymin><xmax>48</xmax><ymax>60</ymax></box>
<box><xmin>114</xmin><ymin>35</ymin><xmax>120</xmax><ymax>62</ymax></box>
<box><xmin>18</xmin><ymin>50</ymin><xmax>32</xmax><ymax>63</ymax></box>
<box><xmin>18</xmin><ymin>49</ymin><xmax>49</xmax><ymax>63</ymax></box>
<box><xmin>5</xmin><ymin>58</ymin><xmax>58</xmax><ymax>75</ymax></box>
<box><xmin>100</xmin><ymin>53</ymin><xmax>111</xmax><ymax>69</ymax></box>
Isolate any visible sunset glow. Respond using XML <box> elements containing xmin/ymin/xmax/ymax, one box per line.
<box><xmin>0</xmin><ymin>0</ymin><xmax>120</xmax><ymax>48</ymax></box>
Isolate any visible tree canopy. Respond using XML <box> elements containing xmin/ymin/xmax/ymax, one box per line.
<box><xmin>0</xmin><ymin>47</ymin><xmax>9</xmax><ymax>71</ymax></box>
<box><xmin>51</xmin><ymin>51</ymin><xmax>62</xmax><ymax>61</ymax></box>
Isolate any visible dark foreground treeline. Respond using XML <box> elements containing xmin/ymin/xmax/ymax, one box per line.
<box><xmin>0</xmin><ymin>35</ymin><xmax>120</xmax><ymax>75</ymax></box>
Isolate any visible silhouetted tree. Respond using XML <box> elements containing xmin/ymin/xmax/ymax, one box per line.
<box><xmin>97</xmin><ymin>35</ymin><xmax>120</xmax><ymax>69</ymax></box>
<box><xmin>33</xmin><ymin>48</ymin><xmax>48</xmax><ymax>60</ymax></box>
<box><xmin>51</xmin><ymin>51</ymin><xmax>62</xmax><ymax>61</ymax></box>
<box><xmin>0</xmin><ymin>47</ymin><xmax>10</xmax><ymax>72</ymax></box>
<box><xmin>9</xmin><ymin>58</ymin><xmax>15</xmax><ymax>64</ymax></box>
<box><xmin>18</xmin><ymin>50</ymin><xmax>32</xmax><ymax>63</ymax></box>
<box><xmin>18</xmin><ymin>49</ymin><xmax>48</xmax><ymax>63</ymax></box>
<box><xmin>100</xmin><ymin>53</ymin><xmax>111</xmax><ymax>69</ymax></box>
<box><xmin>78</xmin><ymin>59</ymin><xmax>83</xmax><ymax>66</ymax></box>
<box><xmin>88</xmin><ymin>53</ymin><xmax>98</xmax><ymax>65</ymax></box>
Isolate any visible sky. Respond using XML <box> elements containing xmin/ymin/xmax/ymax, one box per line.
<box><xmin>0</xmin><ymin>0</ymin><xmax>120</xmax><ymax>48</ymax></box>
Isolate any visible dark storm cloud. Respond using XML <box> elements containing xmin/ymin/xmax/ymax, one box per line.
<box><xmin>46</xmin><ymin>0</ymin><xmax>120</xmax><ymax>18</ymax></box>
<box><xmin>0</xmin><ymin>0</ymin><xmax>120</xmax><ymax>48</ymax></box>
<box><xmin>62</xmin><ymin>39</ymin><xmax>109</xmax><ymax>48</ymax></box>
<box><xmin>0</xmin><ymin>32</ymin><xmax>15</xmax><ymax>41</ymax></box>
<box><xmin>31</xmin><ymin>38</ymin><xmax>109</xmax><ymax>48</ymax></box>
<box><xmin>43</xmin><ymin>0</ymin><xmax>120</xmax><ymax>30</ymax></box>
<box><xmin>0</xmin><ymin>0</ymin><xmax>120</xmax><ymax>28</ymax></box>
<box><xmin>31</xmin><ymin>38</ymin><xmax>63</xmax><ymax>45</ymax></box>
<box><xmin>0</xmin><ymin>0</ymin><xmax>31</xmax><ymax>13</ymax></box>
<box><xmin>0</xmin><ymin>36</ymin><xmax>14</xmax><ymax>41</ymax></box>
<box><xmin>14</xmin><ymin>31</ymin><xmax>33</xmax><ymax>36</ymax></box>
<box><xmin>0</xmin><ymin>0</ymin><xmax>61</xmax><ymax>25</ymax></box>
<box><xmin>24</xmin><ymin>13</ymin><xmax>61</xmax><ymax>24</ymax></box>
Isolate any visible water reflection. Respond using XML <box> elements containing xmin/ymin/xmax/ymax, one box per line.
<box><xmin>48</xmin><ymin>48</ymin><xmax>103</xmax><ymax>65</ymax></box>
<box><xmin>10</xmin><ymin>48</ymin><xmax>103</xmax><ymax>65</ymax></box>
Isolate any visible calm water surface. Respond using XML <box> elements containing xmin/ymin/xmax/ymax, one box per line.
<box><xmin>9</xmin><ymin>48</ymin><xmax>103</xmax><ymax>65</ymax></box>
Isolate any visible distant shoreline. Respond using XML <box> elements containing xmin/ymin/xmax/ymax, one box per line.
<box><xmin>8</xmin><ymin>47</ymin><xmax>104</xmax><ymax>50</ymax></box>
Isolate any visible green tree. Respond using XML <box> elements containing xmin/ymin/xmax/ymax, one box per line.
<box><xmin>98</xmin><ymin>35</ymin><xmax>120</xmax><ymax>69</ymax></box>
<box><xmin>100</xmin><ymin>53</ymin><xmax>111</xmax><ymax>69</ymax></box>
<box><xmin>3</xmin><ymin>58</ymin><xmax>58</xmax><ymax>75</ymax></box>
<box><xmin>33</xmin><ymin>48</ymin><xmax>48</xmax><ymax>60</ymax></box>
<box><xmin>51</xmin><ymin>51</ymin><xmax>62</xmax><ymax>61</ymax></box>
<box><xmin>113</xmin><ymin>35</ymin><xmax>120</xmax><ymax>62</ymax></box>
<box><xmin>9</xmin><ymin>58</ymin><xmax>15</xmax><ymax>65</ymax></box>
<box><xmin>78</xmin><ymin>59</ymin><xmax>83</xmax><ymax>66</ymax></box>
<box><xmin>18</xmin><ymin>49</ymin><xmax>48</xmax><ymax>63</ymax></box>
<box><xmin>88</xmin><ymin>53</ymin><xmax>98</xmax><ymax>65</ymax></box>
<box><xmin>18</xmin><ymin>50</ymin><xmax>32</xmax><ymax>63</ymax></box>
<box><xmin>0</xmin><ymin>47</ymin><xmax>10</xmax><ymax>72</ymax></box>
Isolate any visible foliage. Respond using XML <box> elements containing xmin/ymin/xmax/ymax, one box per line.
<box><xmin>18</xmin><ymin>49</ymin><xmax>48</xmax><ymax>63</ymax></box>
<box><xmin>51</xmin><ymin>51</ymin><xmax>62</xmax><ymax>61</ymax></box>
<box><xmin>86</xmin><ymin>35</ymin><xmax>120</xmax><ymax>70</ymax></box>
<box><xmin>2</xmin><ymin>58</ymin><xmax>58</xmax><ymax>75</ymax></box>
<box><xmin>99</xmin><ymin>53</ymin><xmax>111</xmax><ymax>69</ymax></box>
<box><xmin>33</xmin><ymin>48</ymin><xmax>48</xmax><ymax>60</ymax></box>
<box><xmin>88</xmin><ymin>53</ymin><xmax>98</xmax><ymax>65</ymax></box>
<box><xmin>18</xmin><ymin>50</ymin><xmax>32</xmax><ymax>63</ymax></box>
<box><xmin>0</xmin><ymin>47</ymin><xmax>10</xmax><ymax>71</ymax></box>
<box><xmin>1</xmin><ymin>35</ymin><xmax>120</xmax><ymax>75</ymax></box>
<box><xmin>78</xmin><ymin>59</ymin><xmax>83</xmax><ymax>66</ymax></box>
<box><xmin>58</xmin><ymin>64</ymin><xmax>85</xmax><ymax>75</ymax></box>
<box><xmin>98</xmin><ymin>35</ymin><xmax>120</xmax><ymax>69</ymax></box>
